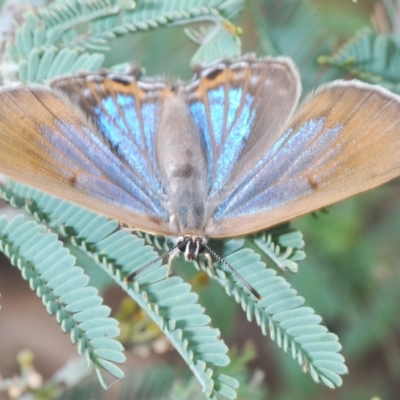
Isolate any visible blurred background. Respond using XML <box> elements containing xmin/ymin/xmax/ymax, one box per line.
<box><xmin>1</xmin><ymin>0</ymin><xmax>400</xmax><ymax>399</ymax></box>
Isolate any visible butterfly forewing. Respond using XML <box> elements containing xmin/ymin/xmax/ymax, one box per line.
<box><xmin>0</xmin><ymin>82</ymin><xmax>174</xmax><ymax>235</ymax></box>
<box><xmin>209</xmin><ymin>80</ymin><xmax>400</xmax><ymax>237</ymax></box>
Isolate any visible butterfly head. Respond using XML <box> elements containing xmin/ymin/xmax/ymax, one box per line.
<box><xmin>176</xmin><ymin>235</ymin><xmax>206</xmax><ymax>261</ymax></box>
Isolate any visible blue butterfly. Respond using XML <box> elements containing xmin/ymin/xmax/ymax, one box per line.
<box><xmin>0</xmin><ymin>54</ymin><xmax>400</xmax><ymax>297</ymax></box>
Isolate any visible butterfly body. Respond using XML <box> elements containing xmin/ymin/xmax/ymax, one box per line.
<box><xmin>1</xmin><ymin>54</ymin><xmax>400</xmax><ymax>247</ymax></box>
<box><xmin>155</xmin><ymin>92</ymin><xmax>209</xmax><ymax>236</ymax></box>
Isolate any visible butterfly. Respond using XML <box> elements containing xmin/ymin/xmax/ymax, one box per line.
<box><xmin>0</xmin><ymin>54</ymin><xmax>400</xmax><ymax>298</ymax></box>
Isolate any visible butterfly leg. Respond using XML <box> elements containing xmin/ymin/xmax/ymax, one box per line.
<box><xmin>204</xmin><ymin>253</ymin><xmax>215</xmax><ymax>275</ymax></box>
<box><xmin>167</xmin><ymin>247</ymin><xmax>180</xmax><ymax>278</ymax></box>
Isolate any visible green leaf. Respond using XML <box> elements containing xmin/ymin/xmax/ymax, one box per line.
<box><xmin>9</xmin><ymin>0</ymin><xmax>244</xmax><ymax>82</ymax></box>
<box><xmin>319</xmin><ymin>27</ymin><xmax>400</xmax><ymax>93</ymax></box>
<box><xmin>252</xmin><ymin>224</ymin><xmax>306</xmax><ymax>273</ymax></box>
<box><xmin>251</xmin><ymin>0</ymin><xmax>340</xmax><ymax>92</ymax></box>
<box><xmin>0</xmin><ymin>180</ymin><xmax>238</xmax><ymax>398</ymax></box>
<box><xmin>0</xmin><ymin>214</ymin><xmax>125</xmax><ymax>386</ymax></box>
<box><xmin>186</xmin><ymin>20</ymin><xmax>242</xmax><ymax>65</ymax></box>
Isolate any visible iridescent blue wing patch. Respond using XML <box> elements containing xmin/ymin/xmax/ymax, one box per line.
<box><xmin>186</xmin><ymin>57</ymin><xmax>301</xmax><ymax>199</ymax></box>
<box><xmin>51</xmin><ymin>73</ymin><xmax>169</xmax><ymax>223</ymax></box>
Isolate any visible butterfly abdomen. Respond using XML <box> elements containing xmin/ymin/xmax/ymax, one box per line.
<box><xmin>155</xmin><ymin>94</ymin><xmax>209</xmax><ymax>235</ymax></box>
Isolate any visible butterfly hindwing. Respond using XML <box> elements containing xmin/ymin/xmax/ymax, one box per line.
<box><xmin>209</xmin><ymin>80</ymin><xmax>400</xmax><ymax>237</ymax></box>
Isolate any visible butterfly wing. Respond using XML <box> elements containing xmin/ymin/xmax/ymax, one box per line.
<box><xmin>3</xmin><ymin>58</ymin><xmax>398</xmax><ymax>240</ymax></box>
<box><xmin>54</xmin><ymin>74</ymin><xmax>214</xmax><ymax>236</ymax></box>
<box><xmin>0</xmin><ymin>75</ymin><xmax>175</xmax><ymax>235</ymax></box>
<box><xmin>186</xmin><ymin>55</ymin><xmax>301</xmax><ymax>197</ymax></box>
<box><xmin>207</xmin><ymin>80</ymin><xmax>400</xmax><ymax>237</ymax></box>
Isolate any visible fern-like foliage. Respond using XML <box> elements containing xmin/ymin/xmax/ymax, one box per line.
<box><xmin>1</xmin><ymin>179</ymin><xmax>348</xmax><ymax>393</ymax></box>
<box><xmin>8</xmin><ymin>0</ymin><xmax>243</xmax><ymax>82</ymax></box>
<box><xmin>0</xmin><ymin>180</ymin><xmax>237</xmax><ymax>399</ymax></box>
<box><xmin>200</xmin><ymin>238</ymin><xmax>347</xmax><ymax>388</ymax></box>
<box><xmin>0</xmin><ymin>213</ymin><xmax>125</xmax><ymax>389</ymax></box>
<box><xmin>319</xmin><ymin>27</ymin><xmax>400</xmax><ymax>94</ymax></box>
<box><xmin>252</xmin><ymin>224</ymin><xmax>306</xmax><ymax>273</ymax></box>
<box><xmin>185</xmin><ymin>20</ymin><xmax>242</xmax><ymax>65</ymax></box>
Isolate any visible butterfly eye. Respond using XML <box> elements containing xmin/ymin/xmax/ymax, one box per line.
<box><xmin>176</xmin><ymin>236</ymin><xmax>188</xmax><ymax>253</ymax></box>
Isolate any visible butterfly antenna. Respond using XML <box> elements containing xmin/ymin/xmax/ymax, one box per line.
<box><xmin>203</xmin><ymin>243</ymin><xmax>262</xmax><ymax>300</ymax></box>
<box><xmin>124</xmin><ymin>245</ymin><xmax>178</xmax><ymax>282</ymax></box>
